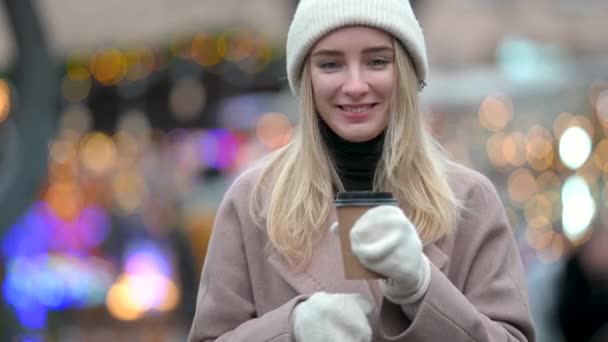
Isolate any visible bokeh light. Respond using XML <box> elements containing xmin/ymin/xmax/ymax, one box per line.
<box><xmin>124</xmin><ymin>48</ymin><xmax>156</xmax><ymax>81</ymax></box>
<box><xmin>62</xmin><ymin>66</ymin><xmax>92</xmax><ymax>102</ymax></box>
<box><xmin>486</xmin><ymin>132</ymin><xmax>508</xmax><ymax>167</ymax></box>
<box><xmin>255</xmin><ymin>112</ymin><xmax>293</xmax><ymax>150</ymax></box>
<box><xmin>503</xmin><ymin>132</ymin><xmax>527</xmax><ymax>167</ymax></box>
<box><xmin>553</xmin><ymin>112</ymin><xmax>574</xmax><ymax>139</ymax></box>
<box><xmin>170</xmin><ymin>77</ymin><xmax>207</xmax><ymax>122</ymax></box>
<box><xmin>79</xmin><ymin>132</ymin><xmax>118</xmax><ymax>174</ymax></box>
<box><xmin>199</xmin><ymin>129</ymin><xmax>240</xmax><ymax>170</ymax></box>
<box><xmin>562</xmin><ymin>175</ymin><xmax>595</xmax><ymax>242</ymax></box>
<box><xmin>595</xmin><ymin>139</ymin><xmax>608</xmax><ymax>176</ymax></box>
<box><xmin>90</xmin><ymin>49</ymin><xmax>127</xmax><ymax>85</ymax></box>
<box><xmin>526</xmin><ymin>125</ymin><xmax>554</xmax><ymax>172</ymax></box>
<box><xmin>559</xmin><ymin>126</ymin><xmax>592</xmax><ymax>170</ymax></box>
<box><xmin>508</xmin><ymin>168</ymin><xmax>538</xmax><ymax>203</ymax></box>
<box><xmin>59</xmin><ymin>105</ymin><xmax>93</xmax><ymax>135</ymax></box>
<box><xmin>478</xmin><ymin>94</ymin><xmax>513</xmax><ymax>132</ymax></box>
<box><xmin>117</xmin><ymin>110</ymin><xmax>152</xmax><ymax>152</ymax></box>
<box><xmin>44</xmin><ymin>181</ymin><xmax>83</xmax><ymax>221</ymax></box>
<box><xmin>524</xmin><ymin>194</ymin><xmax>555</xmax><ymax>224</ymax></box>
<box><xmin>0</xmin><ymin>79</ymin><xmax>11</xmax><ymax>123</ymax></box>
<box><xmin>106</xmin><ymin>243</ymin><xmax>177</xmax><ymax>321</ymax></box>
<box><xmin>112</xmin><ymin>169</ymin><xmax>148</xmax><ymax>214</ymax></box>
<box><xmin>191</xmin><ymin>33</ymin><xmax>222</xmax><ymax>67</ymax></box>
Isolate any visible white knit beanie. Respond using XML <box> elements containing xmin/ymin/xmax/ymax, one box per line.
<box><xmin>286</xmin><ymin>0</ymin><xmax>428</xmax><ymax>95</ymax></box>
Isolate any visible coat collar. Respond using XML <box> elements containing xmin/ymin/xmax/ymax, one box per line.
<box><xmin>267</xmin><ymin>210</ymin><xmax>449</xmax><ymax>296</ymax></box>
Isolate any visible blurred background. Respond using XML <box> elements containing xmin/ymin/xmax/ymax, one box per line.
<box><xmin>0</xmin><ymin>0</ymin><xmax>607</xmax><ymax>341</ymax></box>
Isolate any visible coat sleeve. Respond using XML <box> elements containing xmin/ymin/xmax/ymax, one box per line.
<box><xmin>188</xmin><ymin>176</ymin><xmax>307</xmax><ymax>342</ymax></box>
<box><xmin>379</xmin><ymin>175</ymin><xmax>536</xmax><ymax>341</ymax></box>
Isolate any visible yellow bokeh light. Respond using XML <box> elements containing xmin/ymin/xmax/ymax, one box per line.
<box><xmin>256</xmin><ymin>112</ymin><xmax>293</xmax><ymax>150</ymax></box>
<box><xmin>0</xmin><ymin>79</ymin><xmax>10</xmax><ymax>123</ymax></box>
<box><xmin>124</xmin><ymin>48</ymin><xmax>156</xmax><ymax>81</ymax></box>
<box><xmin>112</xmin><ymin>170</ymin><xmax>147</xmax><ymax>214</ymax></box>
<box><xmin>48</xmin><ymin>160</ymin><xmax>78</xmax><ymax>183</ymax></box>
<box><xmin>526</xmin><ymin>125</ymin><xmax>554</xmax><ymax>172</ymax></box>
<box><xmin>90</xmin><ymin>49</ymin><xmax>127</xmax><ymax>85</ymax></box>
<box><xmin>191</xmin><ymin>33</ymin><xmax>222</xmax><ymax>67</ymax></box>
<box><xmin>526</xmin><ymin>226</ymin><xmax>554</xmax><ymax>250</ymax></box>
<box><xmin>594</xmin><ymin>139</ymin><xmax>608</xmax><ymax>173</ymax></box>
<box><xmin>508</xmin><ymin>168</ymin><xmax>538</xmax><ymax>203</ymax></box>
<box><xmin>524</xmin><ymin>194</ymin><xmax>554</xmax><ymax>223</ymax></box>
<box><xmin>486</xmin><ymin>132</ymin><xmax>508</xmax><ymax>167</ymax></box>
<box><xmin>106</xmin><ymin>273</ymin><xmax>179</xmax><ymax>319</ymax></box>
<box><xmin>115</xmin><ymin>131</ymin><xmax>141</xmax><ymax>161</ymax></box>
<box><xmin>478</xmin><ymin>94</ymin><xmax>513</xmax><ymax>132</ymax></box>
<box><xmin>536</xmin><ymin>171</ymin><xmax>561</xmax><ymax>191</ymax></box>
<box><xmin>528</xmin><ymin>215</ymin><xmax>552</xmax><ymax>231</ymax></box>
<box><xmin>50</xmin><ymin>139</ymin><xmax>78</xmax><ymax>165</ymax></box>
<box><xmin>157</xmin><ymin>280</ymin><xmax>180</xmax><ymax>312</ymax></box>
<box><xmin>224</xmin><ymin>31</ymin><xmax>257</xmax><ymax>62</ymax></box>
<box><xmin>80</xmin><ymin>132</ymin><xmax>118</xmax><ymax>174</ymax></box>
<box><xmin>44</xmin><ymin>181</ymin><xmax>83</xmax><ymax>221</ymax></box>
<box><xmin>503</xmin><ymin>132</ymin><xmax>527</xmax><ymax>166</ymax></box>
<box><xmin>67</xmin><ymin>65</ymin><xmax>91</xmax><ymax>81</ymax></box>
<box><xmin>64</xmin><ymin>65</ymin><xmax>91</xmax><ymax>103</ymax></box>
<box><xmin>106</xmin><ymin>276</ymin><xmax>145</xmax><ymax>321</ymax></box>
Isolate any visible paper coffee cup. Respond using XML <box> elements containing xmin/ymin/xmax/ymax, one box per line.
<box><xmin>334</xmin><ymin>191</ymin><xmax>398</xmax><ymax>279</ymax></box>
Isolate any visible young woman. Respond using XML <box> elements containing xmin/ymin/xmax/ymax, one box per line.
<box><xmin>189</xmin><ymin>0</ymin><xmax>535</xmax><ymax>341</ymax></box>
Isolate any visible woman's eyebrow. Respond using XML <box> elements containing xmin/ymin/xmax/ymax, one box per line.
<box><xmin>311</xmin><ymin>46</ymin><xmax>393</xmax><ymax>57</ymax></box>
<box><xmin>362</xmin><ymin>46</ymin><xmax>393</xmax><ymax>54</ymax></box>
<box><xmin>311</xmin><ymin>49</ymin><xmax>343</xmax><ymax>57</ymax></box>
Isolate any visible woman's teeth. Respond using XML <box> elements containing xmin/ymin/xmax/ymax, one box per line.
<box><xmin>342</xmin><ymin>105</ymin><xmax>371</xmax><ymax>113</ymax></box>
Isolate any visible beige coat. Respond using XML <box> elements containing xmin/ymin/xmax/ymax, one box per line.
<box><xmin>189</xmin><ymin>162</ymin><xmax>535</xmax><ymax>341</ymax></box>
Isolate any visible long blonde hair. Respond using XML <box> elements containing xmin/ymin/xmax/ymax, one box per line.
<box><xmin>251</xmin><ymin>39</ymin><xmax>459</xmax><ymax>269</ymax></box>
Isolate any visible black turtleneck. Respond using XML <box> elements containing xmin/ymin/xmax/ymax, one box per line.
<box><xmin>319</xmin><ymin>119</ymin><xmax>384</xmax><ymax>192</ymax></box>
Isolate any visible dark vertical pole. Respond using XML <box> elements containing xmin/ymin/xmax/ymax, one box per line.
<box><xmin>0</xmin><ymin>0</ymin><xmax>57</xmax><ymax>234</ymax></box>
<box><xmin>0</xmin><ymin>0</ymin><xmax>58</xmax><ymax>339</ymax></box>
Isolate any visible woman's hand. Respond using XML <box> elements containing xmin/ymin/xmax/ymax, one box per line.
<box><xmin>350</xmin><ymin>205</ymin><xmax>431</xmax><ymax>304</ymax></box>
<box><xmin>292</xmin><ymin>292</ymin><xmax>373</xmax><ymax>342</ymax></box>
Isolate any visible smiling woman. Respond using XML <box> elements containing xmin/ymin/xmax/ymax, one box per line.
<box><xmin>188</xmin><ymin>0</ymin><xmax>536</xmax><ymax>341</ymax></box>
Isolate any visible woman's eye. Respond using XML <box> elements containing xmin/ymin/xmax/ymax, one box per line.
<box><xmin>318</xmin><ymin>61</ymin><xmax>339</xmax><ymax>70</ymax></box>
<box><xmin>369</xmin><ymin>59</ymin><xmax>389</xmax><ymax>67</ymax></box>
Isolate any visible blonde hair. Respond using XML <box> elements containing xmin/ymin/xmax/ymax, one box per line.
<box><xmin>251</xmin><ymin>39</ymin><xmax>459</xmax><ymax>269</ymax></box>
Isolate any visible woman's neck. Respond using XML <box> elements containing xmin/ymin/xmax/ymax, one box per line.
<box><xmin>319</xmin><ymin>119</ymin><xmax>384</xmax><ymax>192</ymax></box>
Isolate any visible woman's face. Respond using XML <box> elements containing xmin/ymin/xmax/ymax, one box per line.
<box><xmin>309</xmin><ymin>26</ymin><xmax>395</xmax><ymax>142</ymax></box>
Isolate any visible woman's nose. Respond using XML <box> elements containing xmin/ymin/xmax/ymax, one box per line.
<box><xmin>342</xmin><ymin>70</ymin><xmax>369</xmax><ymax>99</ymax></box>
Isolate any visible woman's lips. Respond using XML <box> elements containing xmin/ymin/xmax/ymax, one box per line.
<box><xmin>338</xmin><ymin>103</ymin><xmax>378</xmax><ymax>121</ymax></box>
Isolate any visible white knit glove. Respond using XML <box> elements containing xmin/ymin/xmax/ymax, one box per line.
<box><xmin>292</xmin><ymin>292</ymin><xmax>373</xmax><ymax>342</ymax></box>
<box><xmin>350</xmin><ymin>205</ymin><xmax>431</xmax><ymax>305</ymax></box>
